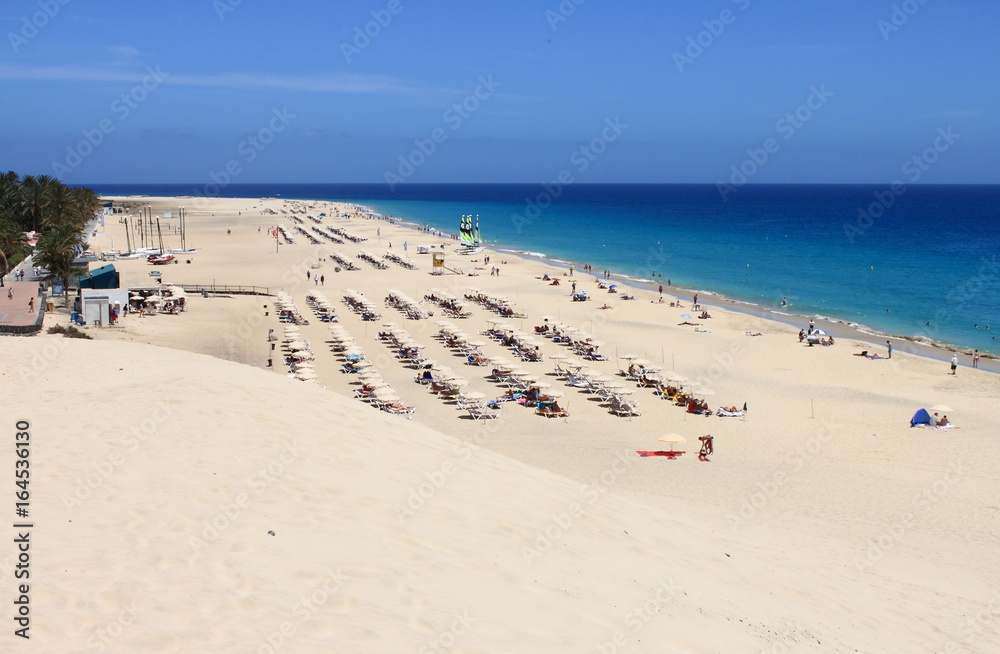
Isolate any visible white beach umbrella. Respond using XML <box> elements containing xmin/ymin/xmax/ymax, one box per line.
<box><xmin>658</xmin><ymin>433</ymin><xmax>686</xmax><ymax>452</ymax></box>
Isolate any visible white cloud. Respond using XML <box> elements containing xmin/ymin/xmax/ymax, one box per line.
<box><xmin>0</xmin><ymin>63</ymin><xmax>453</xmax><ymax>98</ymax></box>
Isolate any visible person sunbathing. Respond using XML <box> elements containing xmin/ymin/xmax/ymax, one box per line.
<box><xmin>687</xmin><ymin>399</ymin><xmax>711</xmax><ymax>414</ymax></box>
<box><xmin>939</xmin><ymin>415</ymin><xmax>951</xmax><ymax>427</ymax></box>
<box><xmin>699</xmin><ymin>311</ymin><xmax>712</xmax><ymax>319</ymax></box>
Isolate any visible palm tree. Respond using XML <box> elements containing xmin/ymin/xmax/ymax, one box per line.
<box><xmin>44</xmin><ymin>182</ymin><xmax>79</xmax><ymax>231</ymax></box>
<box><xmin>34</xmin><ymin>223</ymin><xmax>87</xmax><ymax>307</ymax></box>
<box><xmin>70</xmin><ymin>186</ymin><xmax>101</xmax><ymax>228</ymax></box>
<box><xmin>20</xmin><ymin>174</ymin><xmax>55</xmax><ymax>233</ymax></box>
<box><xmin>0</xmin><ymin>218</ymin><xmax>28</xmax><ymax>288</ymax></box>
<box><xmin>0</xmin><ymin>171</ymin><xmax>20</xmax><ymax>216</ymax></box>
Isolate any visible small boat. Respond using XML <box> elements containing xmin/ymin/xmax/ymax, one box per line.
<box><xmin>456</xmin><ymin>215</ymin><xmax>484</xmax><ymax>255</ymax></box>
<box><xmin>148</xmin><ymin>253</ymin><xmax>176</xmax><ymax>265</ymax></box>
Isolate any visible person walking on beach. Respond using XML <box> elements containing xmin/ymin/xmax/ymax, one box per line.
<box><xmin>658</xmin><ymin>284</ymin><xmax>663</xmax><ymax>298</ymax></box>
<box><xmin>886</xmin><ymin>341</ymin><xmax>892</xmax><ymax>359</ymax></box>
<box><xmin>950</xmin><ymin>354</ymin><xmax>958</xmax><ymax>375</ymax></box>
<box><xmin>973</xmin><ymin>349</ymin><xmax>980</xmax><ymax>368</ymax></box>
<box><xmin>320</xmin><ymin>275</ymin><xmax>325</xmax><ymax>286</ymax></box>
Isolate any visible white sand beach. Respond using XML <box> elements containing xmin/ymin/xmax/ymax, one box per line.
<box><xmin>2</xmin><ymin>195</ymin><xmax>998</xmax><ymax>652</ymax></box>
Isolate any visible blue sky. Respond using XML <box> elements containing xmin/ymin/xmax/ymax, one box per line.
<box><xmin>1</xmin><ymin>0</ymin><xmax>997</xmax><ymax>185</ymax></box>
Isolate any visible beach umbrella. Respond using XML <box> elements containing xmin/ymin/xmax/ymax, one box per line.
<box><xmin>530</xmin><ymin>381</ymin><xmax>552</xmax><ymax>389</ymax></box>
<box><xmin>462</xmin><ymin>391</ymin><xmax>487</xmax><ymax>400</ymax></box>
<box><xmin>694</xmin><ymin>387</ymin><xmax>717</xmax><ymax>396</ymax></box>
<box><xmin>614</xmin><ymin>388</ymin><xmax>635</xmax><ymax>395</ymax></box>
<box><xmin>632</xmin><ymin>358</ymin><xmax>650</xmax><ymax>366</ymax></box>
<box><xmin>619</xmin><ymin>353</ymin><xmax>638</xmax><ymax>360</ymax></box>
<box><xmin>548</xmin><ymin>354</ymin><xmax>567</xmax><ymax>360</ymax></box>
<box><xmin>680</xmin><ymin>314</ymin><xmax>692</xmax><ymax>319</ymax></box>
<box><xmin>545</xmin><ymin>390</ymin><xmax>564</xmax><ymax>398</ymax></box>
<box><xmin>286</xmin><ymin>340</ymin><xmax>308</xmax><ymax>350</ymax></box>
<box><xmin>929</xmin><ymin>404</ymin><xmax>954</xmax><ymax>413</ymax></box>
<box><xmin>658</xmin><ymin>433</ymin><xmax>686</xmax><ymax>453</ymax></box>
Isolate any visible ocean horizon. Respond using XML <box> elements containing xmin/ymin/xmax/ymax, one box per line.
<box><xmin>86</xmin><ymin>183</ymin><xmax>1000</xmax><ymax>356</ymax></box>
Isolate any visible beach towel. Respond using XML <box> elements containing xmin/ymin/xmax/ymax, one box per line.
<box><xmin>913</xmin><ymin>424</ymin><xmax>957</xmax><ymax>431</ymax></box>
<box><xmin>716</xmin><ymin>409</ymin><xmax>744</xmax><ymax>417</ymax></box>
<box><xmin>637</xmin><ymin>450</ymin><xmax>684</xmax><ymax>458</ymax></box>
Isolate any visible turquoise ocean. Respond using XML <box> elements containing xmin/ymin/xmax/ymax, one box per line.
<box><xmin>88</xmin><ymin>183</ymin><xmax>1000</xmax><ymax>355</ymax></box>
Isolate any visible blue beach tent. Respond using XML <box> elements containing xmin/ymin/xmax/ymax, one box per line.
<box><xmin>909</xmin><ymin>408</ymin><xmax>931</xmax><ymax>427</ymax></box>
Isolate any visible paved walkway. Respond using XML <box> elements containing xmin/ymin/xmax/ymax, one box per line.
<box><xmin>0</xmin><ymin>267</ymin><xmax>44</xmax><ymax>333</ymax></box>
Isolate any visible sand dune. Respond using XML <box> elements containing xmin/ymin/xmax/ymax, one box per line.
<box><xmin>2</xmin><ymin>196</ymin><xmax>997</xmax><ymax>652</ymax></box>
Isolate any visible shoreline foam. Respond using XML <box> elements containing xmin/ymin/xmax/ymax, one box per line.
<box><xmin>350</xmin><ymin>204</ymin><xmax>998</xmax><ymax>370</ymax></box>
